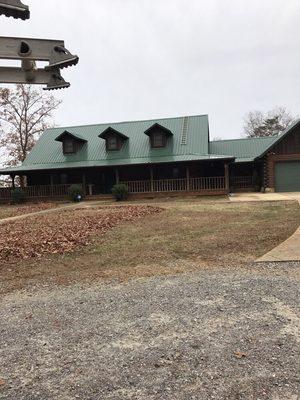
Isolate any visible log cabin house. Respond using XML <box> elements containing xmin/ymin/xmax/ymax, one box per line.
<box><xmin>0</xmin><ymin>114</ymin><xmax>299</xmax><ymax>200</ymax></box>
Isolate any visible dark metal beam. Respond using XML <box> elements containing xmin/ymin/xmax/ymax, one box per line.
<box><xmin>0</xmin><ymin>0</ymin><xmax>29</xmax><ymax>20</ymax></box>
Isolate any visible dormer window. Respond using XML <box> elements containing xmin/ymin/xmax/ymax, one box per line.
<box><xmin>152</xmin><ymin>132</ymin><xmax>165</xmax><ymax>148</ymax></box>
<box><xmin>63</xmin><ymin>138</ymin><xmax>75</xmax><ymax>154</ymax></box>
<box><xmin>99</xmin><ymin>127</ymin><xmax>129</xmax><ymax>151</ymax></box>
<box><xmin>107</xmin><ymin>135</ymin><xmax>118</xmax><ymax>151</ymax></box>
<box><xmin>55</xmin><ymin>130</ymin><xmax>87</xmax><ymax>155</ymax></box>
<box><xmin>144</xmin><ymin>123</ymin><xmax>173</xmax><ymax>149</ymax></box>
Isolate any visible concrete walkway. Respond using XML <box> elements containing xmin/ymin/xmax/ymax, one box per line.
<box><xmin>256</xmin><ymin>228</ymin><xmax>300</xmax><ymax>262</ymax></box>
<box><xmin>229</xmin><ymin>192</ymin><xmax>300</xmax><ymax>202</ymax></box>
<box><xmin>255</xmin><ymin>193</ymin><xmax>300</xmax><ymax>262</ymax></box>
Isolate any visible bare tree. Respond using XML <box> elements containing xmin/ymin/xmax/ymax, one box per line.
<box><xmin>0</xmin><ymin>84</ymin><xmax>61</xmax><ymax>167</ymax></box>
<box><xmin>243</xmin><ymin>106</ymin><xmax>296</xmax><ymax>138</ymax></box>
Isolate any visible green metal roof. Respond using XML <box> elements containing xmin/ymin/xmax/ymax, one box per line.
<box><xmin>0</xmin><ymin>115</ymin><xmax>233</xmax><ymax>174</ymax></box>
<box><xmin>210</xmin><ymin>119</ymin><xmax>300</xmax><ymax>162</ymax></box>
<box><xmin>1</xmin><ymin>115</ymin><xmax>298</xmax><ymax>174</ymax></box>
<box><xmin>210</xmin><ymin>136</ymin><xmax>276</xmax><ymax>163</ymax></box>
<box><xmin>210</xmin><ymin>119</ymin><xmax>300</xmax><ymax>163</ymax></box>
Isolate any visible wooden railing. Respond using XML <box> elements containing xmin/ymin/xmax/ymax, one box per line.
<box><xmin>121</xmin><ymin>177</ymin><xmax>226</xmax><ymax>194</ymax></box>
<box><xmin>0</xmin><ymin>184</ymin><xmax>76</xmax><ymax>201</ymax></box>
<box><xmin>230</xmin><ymin>176</ymin><xmax>254</xmax><ymax>189</ymax></box>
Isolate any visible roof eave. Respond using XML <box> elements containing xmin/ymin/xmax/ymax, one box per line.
<box><xmin>98</xmin><ymin>127</ymin><xmax>129</xmax><ymax>140</ymax></box>
<box><xmin>55</xmin><ymin>130</ymin><xmax>87</xmax><ymax>143</ymax></box>
<box><xmin>0</xmin><ymin>155</ymin><xmax>236</xmax><ymax>175</ymax></box>
<box><xmin>144</xmin><ymin>123</ymin><xmax>173</xmax><ymax>137</ymax></box>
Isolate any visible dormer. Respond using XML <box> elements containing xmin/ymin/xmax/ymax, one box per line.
<box><xmin>55</xmin><ymin>130</ymin><xmax>87</xmax><ymax>155</ymax></box>
<box><xmin>144</xmin><ymin>123</ymin><xmax>173</xmax><ymax>148</ymax></box>
<box><xmin>99</xmin><ymin>127</ymin><xmax>128</xmax><ymax>151</ymax></box>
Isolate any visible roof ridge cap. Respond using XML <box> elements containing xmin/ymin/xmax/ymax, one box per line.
<box><xmin>46</xmin><ymin>114</ymin><xmax>209</xmax><ymax>131</ymax></box>
<box><xmin>211</xmin><ymin>136</ymin><xmax>277</xmax><ymax>143</ymax></box>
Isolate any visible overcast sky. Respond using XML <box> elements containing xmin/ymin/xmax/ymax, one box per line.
<box><xmin>1</xmin><ymin>0</ymin><xmax>299</xmax><ymax>139</ymax></box>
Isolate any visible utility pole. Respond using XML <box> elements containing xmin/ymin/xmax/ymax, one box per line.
<box><xmin>0</xmin><ymin>1</ymin><xmax>78</xmax><ymax>90</ymax></box>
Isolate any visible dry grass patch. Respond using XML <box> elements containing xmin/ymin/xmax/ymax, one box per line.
<box><xmin>0</xmin><ymin>199</ymin><xmax>299</xmax><ymax>294</ymax></box>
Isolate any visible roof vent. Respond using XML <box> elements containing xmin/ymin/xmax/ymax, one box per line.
<box><xmin>181</xmin><ymin>116</ymin><xmax>189</xmax><ymax>145</ymax></box>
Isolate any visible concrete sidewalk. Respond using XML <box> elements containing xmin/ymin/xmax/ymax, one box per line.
<box><xmin>229</xmin><ymin>192</ymin><xmax>300</xmax><ymax>203</ymax></box>
<box><xmin>255</xmin><ymin>193</ymin><xmax>300</xmax><ymax>262</ymax></box>
<box><xmin>256</xmin><ymin>227</ymin><xmax>300</xmax><ymax>262</ymax></box>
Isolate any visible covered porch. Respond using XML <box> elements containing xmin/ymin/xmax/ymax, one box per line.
<box><xmin>0</xmin><ymin>160</ymin><xmax>231</xmax><ymax>201</ymax></box>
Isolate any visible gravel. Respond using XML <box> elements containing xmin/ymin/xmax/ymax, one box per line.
<box><xmin>0</xmin><ymin>262</ymin><xmax>299</xmax><ymax>400</ymax></box>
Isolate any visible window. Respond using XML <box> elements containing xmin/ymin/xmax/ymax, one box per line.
<box><xmin>107</xmin><ymin>135</ymin><xmax>119</xmax><ymax>150</ymax></box>
<box><xmin>152</xmin><ymin>132</ymin><xmax>165</xmax><ymax>148</ymax></box>
<box><xmin>63</xmin><ymin>138</ymin><xmax>75</xmax><ymax>154</ymax></box>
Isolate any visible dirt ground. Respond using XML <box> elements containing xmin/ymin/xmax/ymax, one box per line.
<box><xmin>0</xmin><ymin>199</ymin><xmax>299</xmax><ymax>399</ymax></box>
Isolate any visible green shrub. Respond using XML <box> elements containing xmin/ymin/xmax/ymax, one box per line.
<box><xmin>68</xmin><ymin>184</ymin><xmax>84</xmax><ymax>202</ymax></box>
<box><xmin>111</xmin><ymin>184</ymin><xmax>129</xmax><ymax>201</ymax></box>
<box><xmin>11</xmin><ymin>188</ymin><xmax>26</xmax><ymax>204</ymax></box>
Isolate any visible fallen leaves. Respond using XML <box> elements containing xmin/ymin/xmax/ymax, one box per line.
<box><xmin>234</xmin><ymin>351</ymin><xmax>248</xmax><ymax>359</ymax></box>
<box><xmin>0</xmin><ymin>205</ymin><xmax>162</xmax><ymax>262</ymax></box>
<box><xmin>0</xmin><ymin>202</ymin><xmax>58</xmax><ymax>220</ymax></box>
<box><xmin>0</xmin><ymin>379</ymin><xmax>5</xmax><ymax>386</ymax></box>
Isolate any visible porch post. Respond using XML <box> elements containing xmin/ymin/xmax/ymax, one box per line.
<box><xmin>186</xmin><ymin>166</ymin><xmax>190</xmax><ymax>191</ymax></box>
<box><xmin>115</xmin><ymin>168</ymin><xmax>119</xmax><ymax>184</ymax></box>
<box><xmin>50</xmin><ymin>174</ymin><xmax>54</xmax><ymax>186</ymax></box>
<box><xmin>150</xmin><ymin>167</ymin><xmax>154</xmax><ymax>192</ymax></box>
<box><xmin>82</xmin><ymin>172</ymin><xmax>87</xmax><ymax>196</ymax></box>
<box><xmin>224</xmin><ymin>163</ymin><xmax>230</xmax><ymax>193</ymax></box>
<box><xmin>10</xmin><ymin>174</ymin><xmax>15</xmax><ymax>189</ymax></box>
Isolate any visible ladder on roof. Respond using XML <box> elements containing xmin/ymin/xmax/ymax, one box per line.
<box><xmin>181</xmin><ymin>116</ymin><xmax>189</xmax><ymax>145</ymax></box>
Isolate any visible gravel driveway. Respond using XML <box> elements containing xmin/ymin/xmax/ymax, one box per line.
<box><xmin>0</xmin><ymin>262</ymin><xmax>299</xmax><ymax>400</ymax></box>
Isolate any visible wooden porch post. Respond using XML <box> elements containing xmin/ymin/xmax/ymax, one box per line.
<box><xmin>115</xmin><ymin>168</ymin><xmax>119</xmax><ymax>184</ymax></box>
<box><xmin>82</xmin><ymin>172</ymin><xmax>87</xmax><ymax>196</ymax></box>
<box><xmin>10</xmin><ymin>175</ymin><xmax>15</xmax><ymax>189</ymax></box>
<box><xmin>150</xmin><ymin>167</ymin><xmax>154</xmax><ymax>192</ymax></box>
<box><xmin>186</xmin><ymin>166</ymin><xmax>190</xmax><ymax>191</ymax></box>
<box><xmin>224</xmin><ymin>163</ymin><xmax>230</xmax><ymax>193</ymax></box>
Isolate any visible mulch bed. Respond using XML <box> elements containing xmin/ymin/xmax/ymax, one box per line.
<box><xmin>0</xmin><ymin>205</ymin><xmax>162</xmax><ymax>261</ymax></box>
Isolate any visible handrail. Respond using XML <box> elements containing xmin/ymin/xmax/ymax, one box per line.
<box><xmin>121</xmin><ymin>177</ymin><xmax>226</xmax><ymax>193</ymax></box>
<box><xmin>0</xmin><ymin>183</ymin><xmax>78</xmax><ymax>199</ymax></box>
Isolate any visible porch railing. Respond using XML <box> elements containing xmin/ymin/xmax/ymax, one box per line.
<box><xmin>120</xmin><ymin>177</ymin><xmax>226</xmax><ymax>194</ymax></box>
<box><xmin>230</xmin><ymin>176</ymin><xmax>254</xmax><ymax>189</ymax></box>
<box><xmin>0</xmin><ymin>184</ymin><xmax>75</xmax><ymax>200</ymax></box>
<box><xmin>0</xmin><ymin>177</ymin><xmax>227</xmax><ymax>200</ymax></box>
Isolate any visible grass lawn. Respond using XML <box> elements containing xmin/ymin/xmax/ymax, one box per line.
<box><xmin>1</xmin><ymin>198</ymin><xmax>299</xmax><ymax>294</ymax></box>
